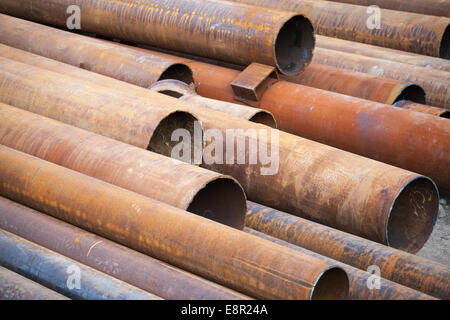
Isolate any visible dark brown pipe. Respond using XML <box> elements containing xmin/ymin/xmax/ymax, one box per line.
<box><xmin>0</xmin><ymin>196</ymin><xmax>249</xmax><ymax>300</ymax></box>
<box><xmin>246</xmin><ymin>201</ymin><xmax>450</xmax><ymax>300</ymax></box>
<box><xmin>0</xmin><ymin>145</ymin><xmax>349</xmax><ymax>300</ymax></box>
<box><xmin>394</xmin><ymin>100</ymin><xmax>450</xmax><ymax>118</ymax></box>
<box><xmin>228</xmin><ymin>0</ymin><xmax>450</xmax><ymax>58</ymax></box>
<box><xmin>0</xmin><ymin>1</ymin><xmax>315</xmax><ymax>75</ymax></box>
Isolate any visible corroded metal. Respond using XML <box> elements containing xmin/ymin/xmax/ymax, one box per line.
<box><xmin>283</xmin><ymin>62</ymin><xmax>426</xmax><ymax>105</ymax></box>
<box><xmin>246</xmin><ymin>201</ymin><xmax>450</xmax><ymax>300</ymax></box>
<box><xmin>0</xmin><ymin>1</ymin><xmax>315</xmax><ymax>75</ymax></box>
<box><xmin>148</xmin><ymin>79</ymin><xmax>277</xmax><ymax>128</ymax></box>
<box><xmin>0</xmin><ymin>146</ymin><xmax>349</xmax><ymax>300</ymax></box>
<box><xmin>393</xmin><ymin>100</ymin><xmax>450</xmax><ymax>118</ymax></box>
<box><xmin>0</xmin><ymin>266</ymin><xmax>69</xmax><ymax>300</ymax></box>
<box><xmin>245</xmin><ymin>229</ymin><xmax>436</xmax><ymax>300</ymax></box>
<box><xmin>0</xmin><ymin>229</ymin><xmax>162</xmax><ymax>300</ymax></box>
<box><xmin>0</xmin><ymin>103</ymin><xmax>247</xmax><ymax>229</ymax></box>
<box><xmin>0</xmin><ymin>14</ymin><xmax>194</xmax><ymax>85</ymax></box>
<box><xmin>0</xmin><ymin>196</ymin><xmax>249</xmax><ymax>300</ymax></box>
<box><xmin>229</xmin><ymin>0</ymin><xmax>450</xmax><ymax>58</ymax></box>
<box><xmin>316</xmin><ymin>35</ymin><xmax>450</xmax><ymax>72</ymax></box>
<box><xmin>313</xmin><ymin>47</ymin><xmax>450</xmax><ymax>108</ymax></box>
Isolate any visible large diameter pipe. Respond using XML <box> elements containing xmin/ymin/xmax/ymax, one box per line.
<box><xmin>245</xmin><ymin>229</ymin><xmax>436</xmax><ymax>300</ymax></box>
<box><xmin>0</xmin><ymin>196</ymin><xmax>249</xmax><ymax>300</ymax></box>
<box><xmin>313</xmin><ymin>47</ymin><xmax>450</xmax><ymax>108</ymax></box>
<box><xmin>0</xmin><ymin>146</ymin><xmax>349</xmax><ymax>300</ymax></box>
<box><xmin>0</xmin><ymin>266</ymin><xmax>69</xmax><ymax>300</ymax></box>
<box><xmin>0</xmin><ymin>229</ymin><xmax>162</xmax><ymax>300</ymax></box>
<box><xmin>246</xmin><ymin>201</ymin><xmax>450</xmax><ymax>300</ymax></box>
<box><xmin>0</xmin><ymin>103</ymin><xmax>246</xmax><ymax>229</ymax></box>
<box><xmin>228</xmin><ymin>0</ymin><xmax>450</xmax><ymax>58</ymax></box>
<box><xmin>283</xmin><ymin>62</ymin><xmax>426</xmax><ymax>105</ymax></box>
<box><xmin>316</xmin><ymin>35</ymin><xmax>450</xmax><ymax>73</ymax></box>
<box><xmin>3</xmin><ymin>47</ymin><xmax>441</xmax><ymax>249</ymax></box>
<box><xmin>393</xmin><ymin>100</ymin><xmax>450</xmax><ymax>119</ymax></box>
<box><xmin>0</xmin><ymin>1</ymin><xmax>315</xmax><ymax>76</ymax></box>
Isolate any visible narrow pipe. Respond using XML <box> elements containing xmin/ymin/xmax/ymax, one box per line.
<box><xmin>0</xmin><ymin>196</ymin><xmax>249</xmax><ymax>300</ymax></box>
<box><xmin>394</xmin><ymin>100</ymin><xmax>450</xmax><ymax>118</ymax></box>
<box><xmin>0</xmin><ymin>229</ymin><xmax>162</xmax><ymax>300</ymax></box>
<box><xmin>246</xmin><ymin>201</ymin><xmax>450</xmax><ymax>300</ymax></box>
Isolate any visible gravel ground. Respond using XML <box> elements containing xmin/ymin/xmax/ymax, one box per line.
<box><xmin>417</xmin><ymin>190</ymin><xmax>450</xmax><ymax>266</ymax></box>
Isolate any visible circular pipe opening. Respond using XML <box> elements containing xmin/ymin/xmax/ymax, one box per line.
<box><xmin>440</xmin><ymin>24</ymin><xmax>450</xmax><ymax>59</ymax></box>
<box><xmin>440</xmin><ymin>110</ymin><xmax>450</xmax><ymax>118</ymax></box>
<box><xmin>275</xmin><ymin>15</ymin><xmax>315</xmax><ymax>76</ymax></box>
<box><xmin>386</xmin><ymin>177</ymin><xmax>439</xmax><ymax>253</ymax></box>
<box><xmin>249</xmin><ymin>112</ymin><xmax>277</xmax><ymax>128</ymax></box>
<box><xmin>187</xmin><ymin>177</ymin><xmax>247</xmax><ymax>230</ymax></box>
<box><xmin>148</xmin><ymin>111</ymin><xmax>201</xmax><ymax>164</ymax></box>
<box><xmin>392</xmin><ymin>84</ymin><xmax>426</xmax><ymax>105</ymax></box>
<box><xmin>159</xmin><ymin>64</ymin><xmax>194</xmax><ymax>84</ymax></box>
<box><xmin>310</xmin><ymin>267</ymin><xmax>349</xmax><ymax>300</ymax></box>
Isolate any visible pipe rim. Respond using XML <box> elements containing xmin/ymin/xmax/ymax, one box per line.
<box><xmin>391</xmin><ymin>83</ymin><xmax>426</xmax><ymax>105</ymax></box>
<box><xmin>248</xmin><ymin>111</ymin><xmax>277</xmax><ymax>128</ymax></box>
<box><xmin>158</xmin><ymin>63</ymin><xmax>194</xmax><ymax>85</ymax></box>
<box><xmin>309</xmin><ymin>266</ymin><xmax>349</xmax><ymax>300</ymax></box>
<box><xmin>440</xmin><ymin>23</ymin><xmax>450</xmax><ymax>59</ymax></box>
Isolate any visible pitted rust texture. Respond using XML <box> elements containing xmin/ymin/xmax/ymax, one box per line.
<box><xmin>283</xmin><ymin>62</ymin><xmax>426</xmax><ymax>105</ymax></box>
<box><xmin>0</xmin><ymin>0</ymin><xmax>315</xmax><ymax>75</ymax></box>
<box><xmin>0</xmin><ymin>14</ymin><xmax>194</xmax><ymax>85</ymax></box>
<box><xmin>229</xmin><ymin>0</ymin><xmax>450</xmax><ymax>58</ymax></box>
<box><xmin>0</xmin><ymin>266</ymin><xmax>69</xmax><ymax>300</ymax></box>
<box><xmin>0</xmin><ymin>104</ymin><xmax>247</xmax><ymax>229</ymax></box>
<box><xmin>313</xmin><ymin>47</ymin><xmax>450</xmax><ymax>108</ymax></box>
<box><xmin>0</xmin><ymin>146</ymin><xmax>349</xmax><ymax>300</ymax></box>
<box><xmin>246</xmin><ymin>201</ymin><xmax>450</xmax><ymax>300</ymax></box>
<box><xmin>316</xmin><ymin>35</ymin><xmax>450</xmax><ymax>72</ymax></box>
<box><xmin>0</xmin><ymin>196</ymin><xmax>249</xmax><ymax>300</ymax></box>
<box><xmin>245</xmin><ymin>229</ymin><xmax>436</xmax><ymax>300</ymax></box>
<box><xmin>394</xmin><ymin>100</ymin><xmax>450</xmax><ymax>118</ymax></box>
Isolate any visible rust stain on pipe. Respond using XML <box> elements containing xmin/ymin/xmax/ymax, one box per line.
<box><xmin>0</xmin><ymin>103</ymin><xmax>246</xmax><ymax>229</ymax></box>
<box><xmin>246</xmin><ymin>201</ymin><xmax>450</xmax><ymax>300</ymax></box>
<box><xmin>245</xmin><ymin>228</ymin><xmax>436</xmax><ymax>300</ymax></box>
<box><xmin>229</xmin><ymin>0</ymin><xmax>450</xmax><ymax>58</ymax></box>
<box><xmin>0</xmin><ymin>1</ymin><xmax>315</xmax><ymax>75</ymax></box>
<box><xmin>0</xmin><ymin>146</ymin><xmax>349</xmax><ymax>300</ymax></box>
<box><xmin>283</xmin><ymin>62</ymin><xmax>426</xmax><ymax>105</ymax></box>
<box><xmin>394</xmin><ymin>100</ymin><xmax>450</xmax><ymax>118</ymax></box>
<box><xmin>0</xmin><ymin>196</ymin><xmax>249</xmax><ymax>300</ymax></box>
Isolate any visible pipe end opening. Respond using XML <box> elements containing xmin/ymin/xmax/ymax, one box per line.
<box><xmin>440</xmin><ymin>24</ymin><xmax>450</xmax><ymax>59</ymax></box>
<box><xmin>249</xmin><ymin>112</ymin><xmax>277</xmax><ymax>128</ymax></box>
<box><xmin>311</xmin><ymin>267</ymin><xmax>349</xmax><ymax>300</ymax></box>
<box><xmin>159</xmin><ymin>64</ymin><xmax>194</xmax><ymax>85</ymax></box>
<box><xmin>393</xmin><ymin>84</ymin><xmax>426</xmax><ymax>105</ymax></box>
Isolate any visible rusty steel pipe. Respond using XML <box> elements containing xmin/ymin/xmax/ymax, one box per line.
<box><xmin>393</xmin><ymin>100</ymin><xmax>450</xmax><ymax>118</ymax></box>
<box><xmin>245</xmin><ymin>229</ymin><xmax>436</xmax><ymax>300</ymax></box>
<box><xmin>149</xmin><ymin>79</ymin><xmax>277</xmax><ymax>128</ymax></box>
<box><xmin>246</xmin><ymin>201</ymin><xmax>450</xmax><ymax>300</ymax></box>
<box><xmin>0</xmin><ymin>14</ymin><xmax>194</xmax><ymax>86</ymax></box>
<box><xmin>317</xmin><ymin>0</ymin><xmax>450</xmax><ymax>18</ymax></box>
<box><xmin>0</xmin><ymin>229</ymin><xmax>162</xmax><ymax>300</ymax></box>
<box><xmin>0</xmin><ymin>196</ymin><xmax>249</xmax><ymax>300</ymax></box>
<box><xmin>0</xmin><ymin>266</ymin><xmax>69</xmax><ymax>300</ymax></box>
<box><xmin>283</xmin><ymin>62</ymin><xmax>426</xmax><ymax>105</ymax></box>
<box><xmin>313</xmin><ymin>47</ymin><xmax>450</xmax><ymax>108</ymax></box>
<box><xmin>0</xmin><ymin>146</ymin><xmax>349</xmax><ymax>300</ymax></box>
<box><xmin>316</xmin><ymin>35</ymin><xmax>450</xmax><ymax>73</ymax></box>
<box><xmin>0</xmin><ymin>103</ymin><xmax>246</xmax><ymax>229</ymax></box>
<box><xmin>0</xmin><ymin>1</ymin><xmax>315</xmax><ymax>76</ymax></box>
<box><xmin>229</xmin><ymin>0</ymin><xmax>450</xmax><ymax>58</ymax></box>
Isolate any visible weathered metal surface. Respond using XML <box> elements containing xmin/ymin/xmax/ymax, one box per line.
<box><xmin>0</xmin><ymin>14</ymin><xmax>194</xmax><ymax>86</ymax></box>
<box><xmin>246</xmin><ymin>201</ymin><xmax>450</xmax><ymax>300</ymax></box>
<box><xmin>0</xmin><ymin>0</ymin><xmax>315</xmax><ymax>75</ymax></box>
<box><xmin>283</xmin><ymin>62</ymin><xmax>426</xmax><ymax>105</ymax></box>
<box><xmin>318</xmin><ymin>0</ymin><xmax>450</xmax><ymax>18</ymax></box>
<box><xmin>0</xmin><ymin>103</ymin><xmax>246</xmax><ymax>229</ymax></box>
<box><xmin>149</xmin><ymin>79</ymin><xmax>277</xmax><ymax>128</ymax></box>
<box><xmin>245</xmin><ymin>229</ymin><xmax>436</xmax><ymax>300</ymax></box>
<box><xmin>0</xmin><ymin>196</ymin><xmax>249</xmax><ymax>300</ymax></box>
<box><xmin>313</xmin><ymin>47</ymin><xmax>450</xmax><ymax>108</ymax></box>
<box><xmin>316</xmin><ymin>35</ymin><xmax>450</xmax><ymax>72</ymax></box>
<box><xmin>0</xmin><ymin>266</ymin><xmax>69</xmax><ymax>300</ymax></box>
<box><xmin>229</xmin><ymin>0</ymin><xmax>450</xmax><ymax>58</ymax></box>
<box><xmin>0</xmin><ymin>146</ymin><xmax>349</xmax><ymax>300</ymax></box>
<box><xmin>0</xmin><ymin>229</ymin><xmax>162</xmax><ymax>300</ymax></box>
<box><xmin>394</xmin><ymin>100</ymin><xmax>450</xmax><ymax>118</ymax></box>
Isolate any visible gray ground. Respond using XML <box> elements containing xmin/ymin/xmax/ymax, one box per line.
<box><xmin>417</xmin><ymin>190</ymin><xmax>450</xmax><ymax>266</ymax></box>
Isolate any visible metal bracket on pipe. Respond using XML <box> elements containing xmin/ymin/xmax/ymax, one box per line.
<box><xmin>231</xmin><ymin>63</ymin><xmax>279</xmax><ymax>106</ymax></box>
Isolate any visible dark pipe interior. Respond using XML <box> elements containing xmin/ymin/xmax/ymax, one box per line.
<box><xmin>393</xmin><ymin>84</ymin><xmax>426</xmax><ymax>105</ymax></box>
<box><xmin>249</xmin><ymin>112</ymin><xmax>277</xmax><ymax>128</ymax></box>
<box><xmin>440</xmin><ymin>24</ymin><xmax>450</xmax><ymax>59</ymax></box>
<box><xmin>159</xmin><ymin>63</ymin><xmax>194</xmax><ymax>84</ymax></box>
<box><xmin>311</xmin><ymin>267</ymin><xmax>349</xmax><ymax>300</ymax></box>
